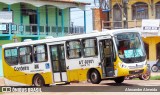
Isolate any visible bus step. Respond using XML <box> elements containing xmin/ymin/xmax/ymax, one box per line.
<box><xmin>54</xmin><ymin>82</ymin><xmax>69</xmax><ymax>85</ymax></box>
<box><xmin>102</xmin><ymin>73</ymin><xmax>106</xmax><ymax>77</ymax></box>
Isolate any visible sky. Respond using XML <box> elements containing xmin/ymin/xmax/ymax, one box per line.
<box><xmin>71</xmin><ymin>0</ymin><xmax>97</xmax><ymax>33</ymax></box>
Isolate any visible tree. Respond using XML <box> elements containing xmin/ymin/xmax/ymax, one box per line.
<box><xmin>94</xmin><ymin>0</ymin><xmax>110</xmax><ymax>10</ymax></box>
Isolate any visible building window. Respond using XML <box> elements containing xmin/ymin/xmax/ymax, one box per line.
<box><xmin>82</xmin><ymin>38</ymin><xmax>98</xmax><ymax>57</ymax></box>
<box><xmin>66</xmin><ymin>40</ymin><xmax>81</xmax><ymax>59</ymax></box>
<box><xmin>19</xmin><ymin>46</ymin><xmax>32</xmax><ymax>64</ymax></box>
<box><xmin>5</xmin><ymin>48</ymin><xmax>18</xmax><ymax>65</ymax></box>
<box><xmin>113</xmin><ymin>4</ymin><xmax>122</xmax><ymax>29</ymax></box>
<box><xmin>132</xmin><ymin>2</ymin><xmax>148</xmax><ymax>20</ymax></box>
<box><xmin>33</xmin><ymin>44</ymin><xmax>48</xmax><ymax>62</ymax></box>
<box><xmin>156</xmin><ymin>2</ymin><xmax>160</xmax><ymax>19</ymax></box>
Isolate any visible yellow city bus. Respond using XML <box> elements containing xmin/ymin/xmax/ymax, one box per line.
<box><xmin>2</xmin><ymin>29</ymin><xmax>147</xmax><ymax>86</ymax></box>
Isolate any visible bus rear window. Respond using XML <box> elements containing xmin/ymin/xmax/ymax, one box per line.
<box><xmin>4</xmin><ymin>48</ymin><xmax>18</xmax><ymax>65</ymax></box>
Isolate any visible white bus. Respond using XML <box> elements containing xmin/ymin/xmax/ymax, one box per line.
<box><xmin>2</xmin><ymin>29</ymin><xmax>147</xmax><ymax>86</ymax></box>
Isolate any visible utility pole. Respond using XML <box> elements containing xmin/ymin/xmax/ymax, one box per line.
<box><xmin>123</xmin><ymin>0</ymin><xmax>128</xmax><ymax>28</ymax></box>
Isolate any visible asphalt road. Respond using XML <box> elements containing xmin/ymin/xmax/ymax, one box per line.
<box><xmin>68</xmin><ymin>80</ymin><xmax>160</xmax><ymax>86</ymax></box>
<box><xmin>2</xmin><ymin>80</ymin><xmax>160</xmax><ymax>95</ymax></box>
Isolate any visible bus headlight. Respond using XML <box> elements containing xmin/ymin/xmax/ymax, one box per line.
<box><xmin>119</xmin><ymin>63</ymin><xmax>128</xmax><ymax>68</ymax></box>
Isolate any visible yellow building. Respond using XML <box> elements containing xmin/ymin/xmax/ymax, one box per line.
<box><xmin>102</xmin><ymin>0</ymin><xmax>160</xmax><ymax>64</ymax></box>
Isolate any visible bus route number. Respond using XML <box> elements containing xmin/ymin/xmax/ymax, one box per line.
<box><xmin>79</xmin><ymin>60</ymin><xmax>94</xmax><ymax>67</ymax></box>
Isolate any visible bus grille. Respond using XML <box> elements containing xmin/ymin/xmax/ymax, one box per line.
<box><xmin>129</xmin><ymin>70</ymin><xmax>144</xmax><ymax>75</ymax></box>
<box><xmin>128</xmin><ymin>65</ymin><xmax>143</xmax><ymax>69</ymax></box>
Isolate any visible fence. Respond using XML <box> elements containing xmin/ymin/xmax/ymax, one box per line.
<box><xmin>102</xmin><ymin>20</ymin><xmax>142</xmax><ymax>29</ymax></box>
<box><xmin>0</xmin><ymin>24</ymin><xmax>85</xmax><ymax>37</ymax></box>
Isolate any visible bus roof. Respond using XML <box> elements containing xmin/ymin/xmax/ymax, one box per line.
<box><xmin>2</xmin><ymin>29</ymin><xmax>140</xmax><ymax>48</ymax></box>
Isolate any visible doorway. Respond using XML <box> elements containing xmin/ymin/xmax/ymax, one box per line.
<box><xmin>99</xmin><ymin>39</ymin><xmax>115</xmax><ymax>77</ymax></box>
<box><xmin>29</xmin><ymin>13</ymin><xmax>37</xmax><ymax>34</ymax></box>
<box><xmin>50</xmin><ymin>44</ymin><xmax>67</xmax><ymax>82</ymax></box>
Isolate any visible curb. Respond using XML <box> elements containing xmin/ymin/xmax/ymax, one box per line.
<box><xmin>151</xmin><ymin>72</ymin><xmax>160</xmax><ymax>77</ymax></box>
<box><xmin>0</xmin><ymin>77</ymin><xmax>5</xmax><ymax>86</ymax></box>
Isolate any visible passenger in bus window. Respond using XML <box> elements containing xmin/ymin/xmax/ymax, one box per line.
<box><xmin>119</xmin><ymin>41</ymin><xmax>127</xmax><ymax>55</ymax></box>
<box><xmin>104</xmin><ymin>46</ymin><xmax>110</xmax><ymax>57</ymax></box>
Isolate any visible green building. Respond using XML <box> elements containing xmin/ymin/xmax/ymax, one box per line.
<box><xmin>0</xmin><ymin>0</ymin><xmax>89</xmax><ymax>76</ymax></box>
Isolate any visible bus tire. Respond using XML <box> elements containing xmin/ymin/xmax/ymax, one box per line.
<box><xmin>139</xmin><ymin>76</ymin><xmax>143</xmax><ymax>80</ymax></box>
<box><xmin>114</xmin><ymin>76</ymin><xmax>125</xmax><ymax>83</ymax></box>
<box><xmin>139</xmin><ymin>74</ymin><xmax>150</xmax><ymax>80</ymax></box>
<box><xmin>89</xmin><ymin>70</ymin><xmax>101</xmax><ymax>84</ymax></box>
<box><xmin>33</xmin><ymin>74</ymin><xmax>45</xmax><ymax>87</ymax></box>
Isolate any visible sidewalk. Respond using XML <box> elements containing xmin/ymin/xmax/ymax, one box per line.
<box><xmin>151</xmin><ymin>72</ymin><xmax>160</xmax><ymax>76</ymax></box>
<box><xmin>0</xmin><ymin>77</ymin><xmax>5</xmax><ymax>86</ymax></box>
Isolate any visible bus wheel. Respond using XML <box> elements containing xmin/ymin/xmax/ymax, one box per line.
<box><xmin>114</xmin><ymin>76</ymin><xmax>125</xmax><ymax>83</ymax></box>
<box><xmin>89</xmin><ymin>70</ymin><xmax>101</xmax><ymax>84</ymax></box>
<box><xmin>33</xmin><ymin>74</ymin><xmax>45</xmax><ymax>86</ymax></box>
<box><xmin>139</xmin><ymin>74</ymin><xmax>150</xmax><ymax>80</ymax></box>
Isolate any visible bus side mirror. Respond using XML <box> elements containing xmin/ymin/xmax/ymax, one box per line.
<box><xmin>67</xmin><ymin>66</ymin><xmax>69</xmax><ymax>69</ymax></box>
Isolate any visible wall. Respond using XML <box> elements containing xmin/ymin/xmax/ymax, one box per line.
<box><xmin>11</xmin><ymin>3</ymin><xmax>21</xmax><ymax>24</ymax></box>
<box><xmin>92</xmin><ymin>8</ymin><xmax>108</xmax><ymax>31</ymax></box>
<box><xmin>143</xmin><ymin>36</ymin><xmax>160</xmax><ymax>61</ymax></box>
<box><xmin>92</xmin><ymin>8</ymin><xmax>101</xmax><ymax>31</ymax></box>
<box><xmin>110</xmin><ymin>0</ymin><xmax>160</xmax><ymax>28</ymax></box>
<box><xmin>0</xmin><ymin>46</ymin><xmax>2</xmax><ymax>77</ymax></box>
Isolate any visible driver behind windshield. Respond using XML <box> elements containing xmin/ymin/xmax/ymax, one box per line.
<box><xmin>119</xmin><ymin>41</ymin><xmax>128</xmax><ymax>55</ymax></box>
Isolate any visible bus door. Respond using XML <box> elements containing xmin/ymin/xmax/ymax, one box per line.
<box><xmin>99</xmin><ymin>39</ymin><xmax>115</xmax><ymax>77</ymax></box>
<box><xmin>49</xmin><ymin>44</ymin><xmax>67</xmax><ymax>82</ymax></box>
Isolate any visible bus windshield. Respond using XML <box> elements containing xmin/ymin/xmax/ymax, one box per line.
<box><xmin>115</xmin><ymin>32</ymin><xmax>146</xmax><ymax>63</ymax></box>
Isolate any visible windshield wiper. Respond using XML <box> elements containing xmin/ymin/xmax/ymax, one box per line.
<box><xmin>126</xmin><ymin>53</ymin><xmax>135</xmax><ymax>63</ymax></box>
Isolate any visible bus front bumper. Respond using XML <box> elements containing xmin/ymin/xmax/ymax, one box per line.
<box><xmin>116</xmin><ymin>65</ymin><xmax>148</xmax><ymax>77</ymax></box>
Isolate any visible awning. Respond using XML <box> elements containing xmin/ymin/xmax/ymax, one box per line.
<box><xmin>50</xmin><ymin>0</ymin><xmax>90</xmax><ymax>5</ymax></box>
<box><xmin>0</xmin><ymin>0</ymin><xmax>90</xmax><ymax>10</ymax></box>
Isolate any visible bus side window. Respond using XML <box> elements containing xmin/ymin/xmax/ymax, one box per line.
<box><xmin>66</xmin><ymin>40</ymin><xmax>81</xmax><ymax>59</ymax></box>
<box><xmin>4</xmin><ymin>48</ymin><xmax>18</xmax><ymax>65</ymax></box>
<box><xmin>33</xmin><ymin>44</ymin><xmax>48</xmax><ymax>62</ymax></box>
<box><xmin>19</xmin><ymin>46</ymin><xmax>32</xmax><ymax>64</ymax></box>
<box><xmin>82</xmin><ymin>38</ymin><xmax>98</xmax><ymax>57</ymax></box>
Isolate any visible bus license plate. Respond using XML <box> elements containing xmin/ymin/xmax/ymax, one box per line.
<box><xmin>135</xmin><ymin>70</ymin><xmax>140</xmax><ymax>73</ymax></box>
